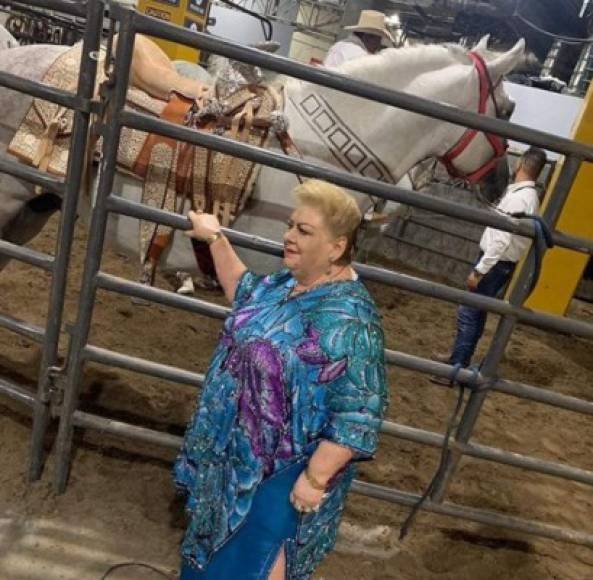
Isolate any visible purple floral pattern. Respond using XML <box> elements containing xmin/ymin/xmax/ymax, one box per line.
<box><xmin>225</xmin><ymin>339</ymin><xmax>292</xmax><ymax>475</ymax></box>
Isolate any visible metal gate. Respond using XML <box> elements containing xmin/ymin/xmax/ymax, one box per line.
<box><xmin>0</xmin><ymin>0</ymin><xmax>104</xmax><ymax>481</ymax></box>
<box><xmin>2</xmin><ymin>0</ymin><xmax>593</xmax><ymax>551</ymax></box>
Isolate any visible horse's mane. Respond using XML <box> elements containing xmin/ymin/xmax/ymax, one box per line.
<box><xmin>335</xmin><ymin>43</ymin><xmax>473</xmax><ymax>89</ymax></box>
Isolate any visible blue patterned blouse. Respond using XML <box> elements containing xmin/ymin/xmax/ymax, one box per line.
<box><xmin>174</xmin><ymin>268</ymin><xmax>387</xmax><ymax>577</ymax></box>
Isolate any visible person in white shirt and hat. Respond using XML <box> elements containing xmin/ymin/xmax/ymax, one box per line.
<box><xmin>324</xmin><ymin>10</ymin><xmax>396</xmax><ymax>68</ymax></box>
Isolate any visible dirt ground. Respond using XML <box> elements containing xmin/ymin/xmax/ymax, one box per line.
<box><xmin>1</xmin><ymin>213</ymin><xmax>593</xmax><ymax>580</ymax></box>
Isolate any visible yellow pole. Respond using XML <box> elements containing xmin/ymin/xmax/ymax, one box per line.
<box><xmin>136</xmin><ymin>0</ymin><xmax>210</xmax><ymax>62</ymax></box>
<box><xmin>522</xmin><ymin>83</ymin><xmax>593</xmax><ymax>316</ymax></box>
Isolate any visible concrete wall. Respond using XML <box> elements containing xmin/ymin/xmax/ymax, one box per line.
<box><xmin>379</xmin><ymin>183</ymin><xmax>484</xmax><ymax>286</ymax></box>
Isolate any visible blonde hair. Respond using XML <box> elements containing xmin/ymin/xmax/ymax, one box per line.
<box><xmin>293</xmin><ymin>179</ymin><xmax>362</xmax><ymax>264</ymax></box>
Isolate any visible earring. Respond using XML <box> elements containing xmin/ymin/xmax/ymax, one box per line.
<box><xmin>325</xmin><ymin>260</ymin><xmax>334</xmax><ymax>276</ymax></box>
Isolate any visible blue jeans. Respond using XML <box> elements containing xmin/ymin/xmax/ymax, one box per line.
<box><xmin>449</xmin><ymin>259</ymin><xmax>516</xmax><ymax>367</ymax></box>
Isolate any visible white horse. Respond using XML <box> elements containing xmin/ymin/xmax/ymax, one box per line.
<box><xmin>0</xmin><ymin>35</ymin><xmax>524</xmax><ymax>277</ymax></box>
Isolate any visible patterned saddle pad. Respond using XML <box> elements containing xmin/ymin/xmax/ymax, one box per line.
<box><xmin>8</xmin><ymin>41</ymin><xmax>283</xmax><ymax>230</ymax></box>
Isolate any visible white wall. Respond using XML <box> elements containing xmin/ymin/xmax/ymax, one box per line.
<box><xmin>504</xmin><ymin>82</ymin><xmax>583</xmax><ymax>160</ymax></box>
<box><xmin>208</xmin><ymin>5</ymin><xmax>294</xmax><ymax>56</ymax></box>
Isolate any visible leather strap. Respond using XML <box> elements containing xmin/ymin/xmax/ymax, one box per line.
<box><xmin>133</xmin><ymin>91</ymin><xmax>195</xmax><ymax>178</ymax></box>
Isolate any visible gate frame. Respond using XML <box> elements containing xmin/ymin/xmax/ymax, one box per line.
<box><xmin>0</xmin><ymin>0</ymin><xmax>104</xmax><ymax>480</ymax></box>
<box><xmin>1</xmin><ymin>0</ymin><xmax>593</xmax><ymax>551</ymax></box>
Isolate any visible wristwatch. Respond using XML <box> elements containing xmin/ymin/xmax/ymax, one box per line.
<box><xmin>205</xmin><ymin>231</ymin><xmax>223</xmax><ymax>246</ymax></box>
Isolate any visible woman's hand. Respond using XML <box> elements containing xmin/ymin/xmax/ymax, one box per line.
<box><xmin>186</xmin><ymin>210</ymin><xmax>221</xmax><ymax>241</ymax></box>
<box><xmin>290</xmin><ymin>471</ymin><xmax>326</xmax><ymax>514</ymax></box>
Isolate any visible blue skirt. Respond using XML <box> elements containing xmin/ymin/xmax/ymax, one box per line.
<box><xmin>180</xmin><ymin>460</ymin><xmax>305</xmax><ymax>580</ymax></box>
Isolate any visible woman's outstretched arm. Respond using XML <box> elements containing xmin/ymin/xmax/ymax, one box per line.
<box><xmin>187</xmin><ymin>211</ymin><xmax>247</xmax><ymax>303</ymax></box>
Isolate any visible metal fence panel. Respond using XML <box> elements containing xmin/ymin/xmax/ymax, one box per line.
<box><xmin>0</xmin><ymin>0</ymin><xmax>105</xmax><ymax>479</ymax></box>
<box><xmin>13</xmin><ymin>0</ymin><xmax>591</xmax><ymax>551</ymax></box>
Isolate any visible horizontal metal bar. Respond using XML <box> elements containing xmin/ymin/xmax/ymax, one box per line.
<box><xmin>107</xmin><ymin>195</ymin><xmax>593</xmax><ymax>341</ymax></box>
<box><xmin>0</xmin><ymin>239</ymin><xmax>55</xmax><ymax>271</ymax></box>
<box><xmin>75</xmin><ymin>312</ymin><xmax>593</xmax><ymax>483</ymax></box>
<box><xmin>72</xmin><ymin>410</ymin><xmax>183</xmax><ymax>449</ymax></box>
<box><xmin>357</xmin><ymin>262</ymin><xmax>593</xmax><ymax>340</ymax></box>
<box><xmin>0</xmin><ymin>70</ymin><xmax>83</xmax><ymax>111</ymax></box>
<box><xmin>0</xmin><ymin>312</ymin><xmax>46</xmax><ymax>343</ymax></box>
<box><xmin>62</xmin><ymin>405</ymin><xmax>593</xmax><ymax>549</ymax></box>
<box><xmin>3</xmin><ymin>0</ymin><xmax>87</xmax><ymax>17</ymax></box>
<box><xmin>92</xmin><ymin>331</ymin><xmax>593</xmax><ymax>485</ymax></box>
<box><xmin>126</xmin><ymin>7</ymin><xmax>593</xmax><ymax>162</ymax></box>
<box><xmin>83</xmin><ymin>345</ymin><xmax>205</xmax><ymax>388</ymax></box>
<box><xmin>118</xmin><ymin>110</ymin><xmax>593</xmax><ymax>256</ymax></box>
<box><xmin>382</xmin><ymin>422</ymin><xmax>593</xmax><ymax>487</ymax></box>
<box><xmin>95</xmin><ymin>272</ymin><xmax>230</xmax><ymax>319</ymax></box>
<box><xmin>351</xmin><ymin>480</ymin><xmax>593</xmax><ymax>548</ymax></box>
<box><xmin>0</xmin><ymin>376</ymin><xmax>36</xmax><ymax>408</ymax></box>
<box><xmin>0</xmin><ymin>154</ymin><xmax>65</xmax><ymax>195</ymax></box>
<box><xmin>386</xmin><ymin>351</ymin><xmax>593</xmax><ymax>417</ymax></box>
<box><xmin>106</xmin><ymin>195</ymin><xmax>284</xmax><ymax>257</ymax></box>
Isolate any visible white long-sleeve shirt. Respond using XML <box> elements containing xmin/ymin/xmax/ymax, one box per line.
<box><xmin>475</xmin><ymin>181</ymin><xmax>540</xmax><ymax>275</ymax></box>
<box><xmin>323</xmin><ymin>35</ymin><xmax>370</xmax><ymax>68</ymax></box>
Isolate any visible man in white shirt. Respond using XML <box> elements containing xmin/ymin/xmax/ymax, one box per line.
<box><xmin>442</xmin><ymin>147</ymin><xmax>547</xmax><ymax>370</ymax></box>
<box><xmin>323</xmin><ymin>10</ymin><xmax>395</xmax><ymax>68</ymax></box>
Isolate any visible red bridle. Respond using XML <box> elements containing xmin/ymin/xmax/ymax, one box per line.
<box><xmin>439</xmin><ymin>52</ymin><xmax>508</xmax><ymax>185</ymax></box>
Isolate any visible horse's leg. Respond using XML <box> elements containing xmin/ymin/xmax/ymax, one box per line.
<box><xmin>116</xmin><ymin>33</ymin><xmax>209</xmax><ymax>100</ymax></box>
<box><xmin>140</xmin><ymin>231</ymin><xmax>172</xmax><ymax>286</ymax></box>
<box><xmin>188</xmin><ymin>238</ymin><xmax>220</xmax><ymax>290</ymax></box>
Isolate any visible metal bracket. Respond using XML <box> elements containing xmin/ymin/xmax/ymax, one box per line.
<box><xmin>45</xmin><ymin>365</ymin><xmax>66</xmax><ymax>412</ymax></box>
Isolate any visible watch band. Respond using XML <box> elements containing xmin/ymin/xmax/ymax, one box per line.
<box><xmin>205</xmin><ymin>231</ymin><xmax>223</xmax><ymax>246</ymax></box>
<box><xmin>304</xmin><ymin>468</ymin><xmax>327</xmax><ymax>491</ymax></box>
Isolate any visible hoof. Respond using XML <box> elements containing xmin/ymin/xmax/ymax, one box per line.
<box><xmin>177</xmin><ymin>276</ymin><xmax>195</xmax><ymax>296</ymax></box>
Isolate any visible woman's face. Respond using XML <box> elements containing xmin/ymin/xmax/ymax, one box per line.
<box><xmin>283</xmin><ymin>205</ymin><xmax>346</xmax><ymax>280</ymax></box>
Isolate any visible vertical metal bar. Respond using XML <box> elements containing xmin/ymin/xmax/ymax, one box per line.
<box><xmin>430</xmin><ymin>155</ymin><xmax>583</xmax><ymax>502</ymax></box>
<box><xmin>53</xmin><ymin>6</ymin><xmax>137</xmax><ymax>493</ymax></box>
<box><xmin>28</xmin><ymin>0</ymin><xmax>104</xmax><ymax>481</ymax></box>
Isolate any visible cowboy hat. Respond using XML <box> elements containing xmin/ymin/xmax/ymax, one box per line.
<box><xmin>344</xmin><ymin>10</ymin><xmax>395</xmax><ymax>46</ymax></box>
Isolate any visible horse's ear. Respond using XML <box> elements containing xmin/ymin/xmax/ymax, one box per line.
<box><xmin>487</xmin><ymin>38</ymin><xmax>526</xmax><ymax>80</ymax></box>
<box><xmin>474</xmin><ymin>34</ymin><xmax>490</xmax><ymax>54</ymax></box>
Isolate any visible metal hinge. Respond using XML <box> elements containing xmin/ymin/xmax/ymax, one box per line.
<box><xmin>45</xmin><ymin>365</ymin><xmax>66</xmax><ymax>411</ymax></box>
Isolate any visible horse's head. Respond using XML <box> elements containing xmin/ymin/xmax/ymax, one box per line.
<box><xmin>438</xmin><ymin>36</ymin><xmax>525</xmax><ymax>195</ymax></box>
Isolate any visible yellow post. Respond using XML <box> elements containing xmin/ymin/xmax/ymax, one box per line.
<box><xmin>522</xmin><ymin>84</ymin><xmax>593</xmax><ymax>316</ymax></box>
<box><xmin>136</xmin><ymin>0</ymin><xmax>210</xmax><ymax>62</ymax></box>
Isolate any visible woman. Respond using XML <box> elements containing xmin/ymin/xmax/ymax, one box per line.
<box><xmin>174</xmin><ymin>179</ymin><xmax>388</xmax><ymax>579</ymax></box>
